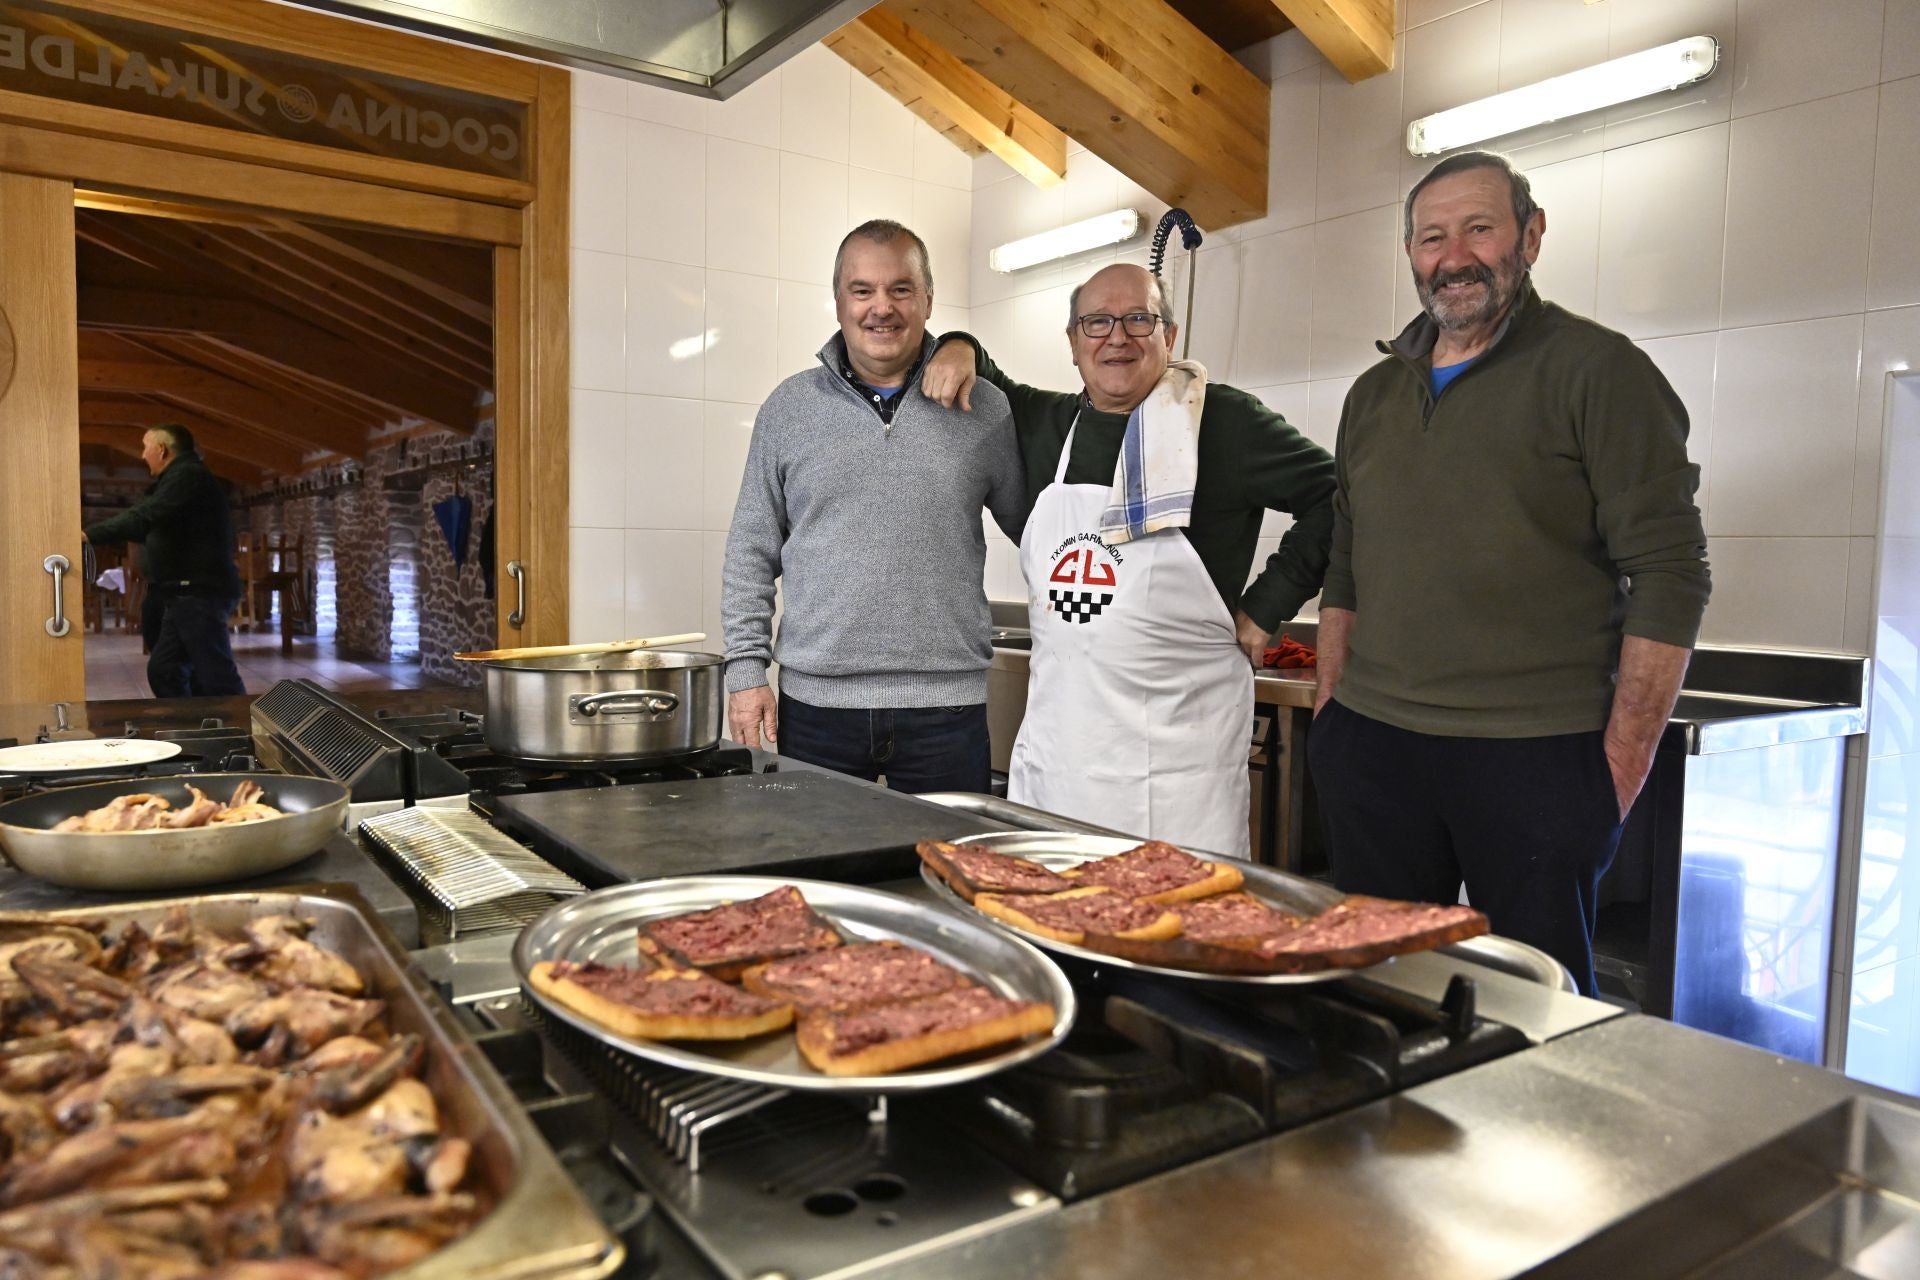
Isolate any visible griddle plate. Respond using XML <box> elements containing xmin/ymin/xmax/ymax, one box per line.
<box><xmin>488</xmin><ymin>768</ymin><xmax>995</xmax><ymax>885</ymax></box>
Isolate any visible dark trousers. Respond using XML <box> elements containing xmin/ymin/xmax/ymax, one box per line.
<box><xmin>1307</xmin><ymin>699</ymin><xmax>1623</xmax><ymax>996</ymax></box>
<box><xmin>147</xmin><ymin>593</ymin><xmax>246</xmax><ymax>698</ymax></box>
<box><xmin>777</xmin><ymin>693</ymin><xmax>991</xmax><ymax>795</ymax></box>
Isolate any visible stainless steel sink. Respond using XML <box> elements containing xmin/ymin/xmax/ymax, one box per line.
<box><xmin>1532</xmin><ymin>1094</ymin><xmax>1920</xmax><ymax>1279</ymax></box>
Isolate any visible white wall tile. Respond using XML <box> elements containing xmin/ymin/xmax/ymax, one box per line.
<box><xmin>1402</xmin><ymin>1</ymin><xmax>1502</xmax><ymax>129</ymax></box>
<box><xmin>627</xmin><ymin>122</ymin><xmax>705</xmax><ymax>266</ymax></box>
<box><xmin>702</xmin><ymin>401</ymin><xmax>757</xmax><ymax>532</ymax></box>
<box><xmin>703</xmin><ymin>271</ymin><xmax>780</xmax><ymax>405</ymax></box>
<box><xmin>848</xmin><ymin>170</ymin><xmax>916</xmax><ymax>231</ymax></box>
<box><xmin>1498</xmin><ymin>0</ymin><xmax>1611</xmax><ymax>89</ymax></box>
<box><xmin>571</xmin><ymin>108</ymin><xmax>629</xmax><ymax>255</ymax></box>
<box><xmin>1846</xmin><ymin>536</ymin><xmax>1879</xmax><ymax>652</ymax></box>
<box><xmin>779</xmin><ymin>152</ymin><xmax>850</xmax><ymax>287</ymax></box>
<box><xmin>1722</xmin><ymin>88</ymin><xmax>1878</xmax><ymax>328</ymax></box>
<box><xmin>570</xmin><ymin>389</ymin><xmax>627</xmax><ymax>529</ymax></box>
<box><xmin>705</xmin><ymin>138</ymin><xmax>781</xmax><ymax>280</ymax></box>
<box><xmin>1888</xmin><ymin>0</ymin><xmax>1920</xmax><ymax>82</ymax></box>
<box><xmin>701</xmin><ymin>531</ymin><xmax>730</xmax><ymax>660</ymax></box>
<box><xmin>624</xmin><ymin>530</ymin><xmax>705</xmax><ymax>638</ymax></box>
<box><xmin>1596</xmin><ymin>124</ymin><xmax>1729</xmax><ymax>339</ymax></box>
<box><xmin>1637</xmin><ymin>332</ymin><xmax>1720</xmax><ymax>523</ymax></box>
<box><xmin>913</xmin><ymin>119</ymin><xmax>974</xmax><ymax>190</ymax></box>
<box><xmin>623</xmin><ymin>258</ymin><xmax>705</xmax><ymax>399</ymax></box>
<box><xmin>779</xmin><ymin>45</ymin><xmax>850</xmax><ymax>165</ymax></box>
<box><xmin>1699</xmin><ymin>536</ymin><xmax>1850</xmax><ymax>648</ymax></box>
<box><xmin>571</xmin><ymin>249</ymin><xmax>626</xmax><ymax>392</ymax></box>
<box><xmin>1316</xmin><ymin>39</ymin><xmax>1407</xmax><ymax>220</ymax></box>
<box><xmin>1731</xmin><ymin>0</ymin><xmax>1883</xmax><ymax>118</ymax></box>
<box><xmin>573</xmin><ymin>69</ymin><xmax>627</xmax><ymax>117</ymax></box>
<box><xmin>624</xmin><ymin>395</ymin><xmax>704</xmax><ymax>531</ymax></box>
<box><xmin>1248</xmin><ymin>382</ymin><xmax>1313</xmax><ymax>439</ymax></box>
<box><xmin>1179</xmin><ymin>243</ymin><xmax>1247</xmax><ymax>381</ymax></box>
<box><xmin>1406</xmin><ymin>0</ymin><xmax>1493</xmax><ymax>30</ymax></box>
<box><xmin>1869</xmin><ymin>76</ymin><xmax>1920</xmax><ymax>311</ymax></box>
<box><xmin>1260</xmin><ymin>68</ymin><xmax>1322</xmax><ymax>235</ymax></box>
<box><xmin>1603</xmin><ymin>0</ymin><xmax>1737</xmax><ymax>150</ymax></box>
<box><xmin>971</xmin><ymin>171</ymin><xmax>1066</xmax><ymax>308</ymax></box>
<box><xmin>848</xmin><ymin>73</ymin><xmax>915</xmax><ymax>178</ymax></box>
<box><xmin>1311</xmin><ymin>204</ymin><xmax>1400</xmax><ymax>378</ymax></box>
<box><xmin>914</xmin><ymin>182</ymin><xmax>972</xmax><ymax>308</ymax></box>
<box><xmin>1855</xmin><ymin>308</ymin><xmax>1920</xmax><ymax>535</ymax></box>
<box><xmin>1709</xmin><ymin>315</ymin><xmax>1864</xmax><ymax>537</ymax></box>
<box><xmin>1307</xmin><ymin>376</ymin><xmax>1360</xmax><ymax>453</ymax></box>
<box><xmin>629</xmin><ymin>82</ymin><xmax>711</xmax><ymax>134</ymax></box>
<box><xmin>569</xmin><ymin>527</ymin><xmax>625</xmax><ymax>642</ymax></box>
<box><xmin>775</xmin><ymin>281</ymin><xmax>835</xmax><ymax>383</ymax></box>
<box><xmin>1232</xmin><ymin>227</ymin><xmax>1315</xmax><ymax>387</ymax></box>
<box><xmin>709</xmin><ymin>66</ymin><xmax>782</xmax><ymax>147</ymax></box>
<box><xmin>1525</xmin><ymin>152</ymin><xmax>1602</xmax><ymax>321</ymax></box>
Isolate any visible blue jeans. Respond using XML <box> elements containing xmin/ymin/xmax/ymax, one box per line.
<box><xmin>777</xmin><ymin>693</ymin><xmax>991</xmax><ymax>794</ymax></box>
<box><xmin>147</xmin><ymin>592</ymin><xmax>246</xmax><ymax>698</ymax></box>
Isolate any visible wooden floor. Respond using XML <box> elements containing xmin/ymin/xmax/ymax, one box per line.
<box><xmin>83</xmin><ymin>629</ymin><xmax>453</xmax><ymax>700</ymax></box>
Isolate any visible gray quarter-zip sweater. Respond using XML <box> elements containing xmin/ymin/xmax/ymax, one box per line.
<box><xmin>722</xmin><ymin>335</ymin><xmax>1025</xmax><ymax>707</ymax></box>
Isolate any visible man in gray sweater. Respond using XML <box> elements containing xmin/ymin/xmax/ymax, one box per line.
<box><xmin>721</xmin><ymin>220</ymin><xmax>1025</xmax><ymax>792</ymax></box>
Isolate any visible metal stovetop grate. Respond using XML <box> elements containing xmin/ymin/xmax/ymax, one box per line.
<box><xmin>358</xmin><ymin>807</ymin><xmax>585</xmax><ymax>937</ymax></box>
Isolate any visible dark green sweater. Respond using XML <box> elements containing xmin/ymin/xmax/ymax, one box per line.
<box><xmin>84</xmin><ymin>452</ymin><xmax>240</xmax><ymax>597</ymax></box>
<box><xmin>1325</xmin><ymin>283</ymin><xmax>1711</xmax><ymax>737</ymax></box>
<box><xmin>951</xmin><ymin>336</ymin><xmax>1336</xmax><ymax>630</ymax></box>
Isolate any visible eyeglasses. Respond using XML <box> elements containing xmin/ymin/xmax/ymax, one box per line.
<box><xmin>1073</xmin><ymin>311</ymin><xmax>1164</xmax><ymax>339</ymax></box>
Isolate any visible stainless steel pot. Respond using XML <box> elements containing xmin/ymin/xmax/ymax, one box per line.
<box><xmin>482</xmin><ymin>649</ymin><xmax>724</xmax><ymax>764</ymax></box>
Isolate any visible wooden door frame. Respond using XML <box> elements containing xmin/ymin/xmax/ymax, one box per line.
<box><xmin>0</xmin><ymin>0</ymin><xmax>570</xmax><ymax>666</ymax></box>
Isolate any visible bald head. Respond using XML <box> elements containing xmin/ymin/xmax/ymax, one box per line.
<box><xmin>1066</xmin><ymin>263</ymin><xmax>1177</xmax><ymax>413</ymax></box>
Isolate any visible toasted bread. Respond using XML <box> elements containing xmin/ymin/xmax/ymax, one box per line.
<box><xmin>639</xmin><ymin>885</ymin><xmax>844</xmax><ymax>981</ymax></box>
<box><xmin>916</xmin><ymin>840</ymin><xmax>1072</xmax><ymax>903</ymax></box>
<box><xmin>975</xmin><ymin>886</ymin><xmax>1181</xmax><ymax>946</ymax></box>
<box><xmin>529</xmin><ymin>960</ymin><xmax>794</xmax><ymax>1041</ymax></box>
<box><xmin>1061</xmin><ymin>841</ymin><xmax>1245</xmax><ymax>904</ymax></box>
<box><xmin>740</xmin><ymin>940</ymin><xmax>974</xmax><ymax>1011</ymax></box>
<box><xmin>794</xmin><ymin>987</ymin><xmax>1056</xmax><ymax>1076</ymax></box>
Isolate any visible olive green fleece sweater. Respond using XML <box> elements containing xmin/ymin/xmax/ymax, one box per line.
<box><xmin>949</xmin><ymin>336</ymin><xmax>1337</xmax><ymax>631</ymax></box>
<box><xmin>1324</xmin><ymin>282</ymin><xmax>1711</xmax><ymax>738</ymax></box>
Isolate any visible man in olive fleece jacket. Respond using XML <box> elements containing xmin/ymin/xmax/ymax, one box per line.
<box><xmin>1310</xmin><ymin>152</ymin><xmax>1710</xmax><ymax>995</ymax></box>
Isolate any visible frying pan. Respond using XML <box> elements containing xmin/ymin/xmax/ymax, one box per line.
<box><xmin>0</xmin><ymin>773</ymin><xmax>350</xmax><ymax>891</ymax></box>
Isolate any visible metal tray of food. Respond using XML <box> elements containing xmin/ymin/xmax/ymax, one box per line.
<box><xmin>920</xmin><ymin>831</ymin><xmax>1372</xmax><ymax>986</ymax></box>
<box><xmin>513</xmin><ymin>875</ymin><xmax>1076</xmax><ymax>1093</ymax></box>
<box><xmin>25</xmin><ymin>886</ymin><xmax>622</xmax><ymax>1280</ymax></box>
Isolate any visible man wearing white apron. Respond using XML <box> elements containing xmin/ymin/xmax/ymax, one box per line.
<box><xmin>922</xmin><ymin>265</ymin><xmax>1336</xmax><ymax>857</ymax></box>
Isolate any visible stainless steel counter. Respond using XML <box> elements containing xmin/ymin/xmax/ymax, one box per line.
<box><xmin>864</xmin><ymin>1012</ymin><xmax>1904</xmax><ymax>1280</ymax></box>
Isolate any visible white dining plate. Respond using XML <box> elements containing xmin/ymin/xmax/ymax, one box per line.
<box><xmin>0</xmin><ymin>739</ymin><xmax>182</xmax><ymax>773</ymax></box>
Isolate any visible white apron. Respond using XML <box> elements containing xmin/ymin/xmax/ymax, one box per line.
<box><xmin>1008</xmin><ymin>421</ymin><xmax>1253</xmax><ymax>857</ymax></box>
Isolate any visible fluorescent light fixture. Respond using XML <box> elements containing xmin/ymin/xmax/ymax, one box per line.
<box><xmin>989</xmin><ymin>209</ymin><xmax>1141</xmax><ymax>274</ymax></box>
<box><xmin>1407</xmin><ymin>35</ymin><xmax>1719</xmax><ymax>157</ymax></box>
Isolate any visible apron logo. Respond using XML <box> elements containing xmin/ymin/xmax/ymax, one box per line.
<box><xmin>1047</xmin><ymin>548</ymin><xmax>1118</xmax><ymax>624</ymax></box>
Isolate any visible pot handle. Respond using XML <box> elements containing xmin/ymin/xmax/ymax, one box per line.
<box><xmin>574</xmin><ymin>688</ymin><xmax>681</xmax><ymax>717</ymax></box>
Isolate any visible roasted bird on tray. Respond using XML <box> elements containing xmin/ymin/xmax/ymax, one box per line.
<box><xmin>0</xmin><ymin>908</ymin><xmax>481</xmax><ymax>1278</ymax></box>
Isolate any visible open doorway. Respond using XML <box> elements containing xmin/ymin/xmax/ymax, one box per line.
<box><xmin>72</xmin><ymin>199</ymin><xmax>498</xmax><ymax>699</ymax></box>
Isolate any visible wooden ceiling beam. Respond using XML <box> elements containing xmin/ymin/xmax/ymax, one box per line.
<box><xmin>80</xmin><ymin>394</ymin><xmax>324</xmax><ymax>475</ymax></box>
<box><xmin>78</xmin><ymin>423</ymin><xmax>273</xmax><ymax>484</ymax></box>
<box><xmin>77</xmin><ymin>286</ymin><xmax>479</xmax><ymax>432</ymax></box>
<box><xmin>275</xmin><ymin>222</ymin><xmax>493</xmax><ymax>324</ymax></box>
<box><xmin>1165</xmin><ymin>0</ymin><xmax>1294</xmax><ymax>51</ymax></box>
<box><xmin>79</xmin><ymin>358</ymin><xmax>369</xmax><ymax>458</ymax></box>
<box><xmin>225</xmin><ymin>227</ymin><xmax>493</xmax><ymax>353</ymax></box>
<box><xmin>825</xmin><ymin>9</ymin><xmax>1065</xmax><ymax>187</ymax></box>
<box><xmin>1270</xmin><ymin>0</ymin><xmax>1394</xmax><ymax>82</ymax></box>
<box><xmin>888</xmin><ymin>0</ymin><xmax>1270</xmax><ymax>229</ymax></box>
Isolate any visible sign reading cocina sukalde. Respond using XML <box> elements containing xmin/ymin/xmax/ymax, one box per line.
<box><xmin>0</xmin><ymin>1</ymin><xmax>527</xmax><ymax>180</ymax></box>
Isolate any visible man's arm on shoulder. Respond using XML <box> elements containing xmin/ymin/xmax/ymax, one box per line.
<box><xmin>1223</xmin><ymin>385</ymin><xmax>1337</xmax><ymax>635</ymax></box>
<box><xmin>923</xmin><ymin>332</ymin><xmax>1076</xmax><ymax>430</ymax></box>
<box><xmin>721</xmin><ymin>402</ymin><xmax>789</xmax><ymax>747</ymax></box>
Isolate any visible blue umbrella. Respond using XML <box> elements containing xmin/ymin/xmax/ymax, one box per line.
<box><xmin>431</xmin><ymin>493</ymin><xmax>473</xmax><ymax>566</ymax></box>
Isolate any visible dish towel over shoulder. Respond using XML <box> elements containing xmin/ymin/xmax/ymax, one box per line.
<box><xmin>1097</xmin><ymin>359</ymin><xmax>1207</xmax><ymax>546</ymax></box>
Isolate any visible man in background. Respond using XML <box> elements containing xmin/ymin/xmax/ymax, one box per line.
<box><xmin>84</xmin><ymin>423</ymin><xmax>246</xmax><ymax>697</ymax></box>
<box><xmin>1309</xmin><ymin>151</ymin><xmax>1711</xmax><ymax>994</ymax></box>
<box><xmin>721</xmin><ymin>220</ymin><xmax>1024</xmax><ymax>792</ymax></box>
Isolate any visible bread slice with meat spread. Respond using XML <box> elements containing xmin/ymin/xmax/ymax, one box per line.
<box><xmin>528</xmin><ymin>959</ymin><xmax>794</xmax><ymax>1040</ymax></box>
<box><xmin>794</xmin><ymin>986</ymin><xmax>1055</xmax><ymax>1076</ymax></box>
<box><xmin>974</xmin><ymin>886</ymin><xmax>1181</xmax><ymax>946</ymax></box>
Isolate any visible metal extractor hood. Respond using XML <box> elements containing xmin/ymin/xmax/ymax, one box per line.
<box><xmin>285</xmin><ymin>0</ymin><xmax>875</xmax><ymax>98</ymax></box>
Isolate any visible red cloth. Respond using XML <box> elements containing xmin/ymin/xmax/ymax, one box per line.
<box><xmin>1262</xmin><ymin>633</ymin><xmax>1316</xmax><ymax>669</ymax></box>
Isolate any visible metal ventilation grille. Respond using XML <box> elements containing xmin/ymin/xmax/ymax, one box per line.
<box><xmin>359</xmin><ymin>807</ymin><xmax>584</xmax><ymax>938</ymax></box>
<box><xmin>294</xmin><ymin>714</ymin><xmax>388</xmax><ymax>783</ymax></box>
<box><xmin>253</xmin><ymin>679</ymin><xmax>330</xmax><ymax>733</ymax></box>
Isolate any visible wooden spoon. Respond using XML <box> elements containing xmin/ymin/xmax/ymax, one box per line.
<box><xmin>455</xmin><ymin>632</ymin><xmax>707</xmax><ymax>662</ymax></box>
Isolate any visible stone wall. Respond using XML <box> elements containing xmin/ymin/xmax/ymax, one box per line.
<box><xmin>330</xmin><ymin>471</ymin><xmax>394</xmax><ymax>661</ymax></box>
<box><xmin>417</xmin><ymin>463</ymin><xmax>494</xmax><ymax>687</ymax></box>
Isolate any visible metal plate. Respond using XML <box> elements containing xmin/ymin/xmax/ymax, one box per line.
<box><xmin>920</xmin><ymin>831</ymin><xmax>1379</xmax><ymax>986</ymax></box>
<box><xmin>0</xmin><ymin>738</ymin><xmax>181</xmax><ymax>772</ymax></box>
<box><xmin>513</xmin><ymin>875</ymin><xmax>1076</xmax><ymax>1093</ymax></box>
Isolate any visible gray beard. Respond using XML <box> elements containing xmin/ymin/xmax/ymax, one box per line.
<box><xmin>1418</xmin><ymin>254</ymin><xmax>1529</xmax><ymax>332</ymax></box>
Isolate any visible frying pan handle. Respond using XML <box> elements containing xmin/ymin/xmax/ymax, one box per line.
<box><xmin>574</xmin><ymin>689</ymin><xmax>680</xmax><ymax>717</ymax></box>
